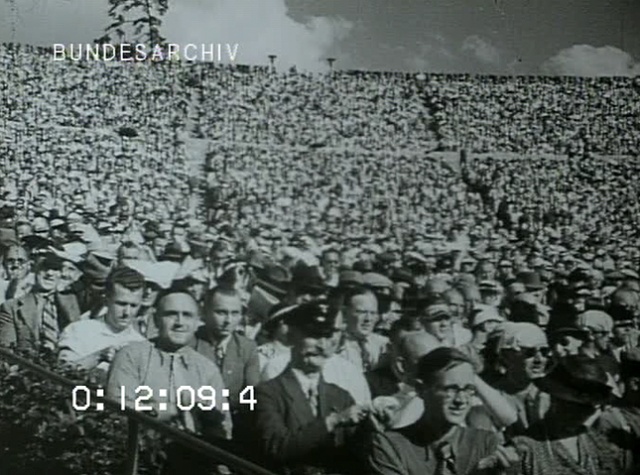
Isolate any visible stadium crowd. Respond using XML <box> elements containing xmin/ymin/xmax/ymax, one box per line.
<box><xmin>1</xmin><ymin>43</ymin><xmax>640</xmax><ymax>474</ymax></box>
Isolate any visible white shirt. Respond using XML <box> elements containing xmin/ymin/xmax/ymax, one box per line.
<box><xmin>337</xmin><ymin>332</ymin><xmax>390</xmax><ymax>371</ymax></box>
<box><xmin>290</xmin><ymin>367</ymin><xmax>321</xmax><ymax>395</ymax></box>
<box><xmin>261</xmin><ymin>352</ymin><xmax>372</xmax><ymax>405</ymax></box>
<box><xmin>453</xmin><ymin>324</ymin><xmax>473</xmax><ymax>346</ymax></box>
<box><xmin>58</xmin><ymin>319</ymin><xmax>146</xmax><ymax>370</ymax></box>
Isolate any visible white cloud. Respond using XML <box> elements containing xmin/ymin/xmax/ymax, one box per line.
<box><xmin>461</xmin><ymin>35</ymin><xmax>500</xmax><ymax>65</ymax></box>
<box><xmin>405</xmin><ymin>35</ymin><xmax>455</xmax><ymax>72</ymax></box>
<box><xmin>541</xmin><ymin>44</ymin><xmax>640</xmax><ymax>77</ymax></box>
<box><xmin>0</xmin><ymin>0</ymin><xmax>352</xmax><ymax>72</ymax></box>
<box><xmin>163</xmin><ymin>0</ymin><xmax>352</xmax><ymax>71</ymax></box>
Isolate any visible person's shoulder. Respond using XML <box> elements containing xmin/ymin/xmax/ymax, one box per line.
<box><xmin>257</xmin><ymin>367</ymin><xmax>290</xmax><ymax>393</ymax></box>
<box><xmin>232</xmin><ymin>332</ymin><xmax>258</xmax><ymax>351</ymax></box>
<box><xmin>1</xmin><ymin>292</ymin><xmax>33</xmax><ymax>311</ymax></box>
<box><xmin>380</xmin><ymin>422</ymin><xmax>425</xmax><ymax>451</ymax></box>
<box><xmin>370</xmin><ymin>332</ymin><xmax>389</xmax><ymax>345</ymax></box>
<box><xmin>460</xmin><ymin>426</ymin><xmax>499</xmax><ymax>445</ymax></box>
<box><xmin>61</xmin><ymin>318</ymin><xmax>106</xmax><ymax>335</ymax></box>
<box><xmin>183</xmin><ymin>345</ymin><xmax>220</xmax><ymax>370</ymax></box>
<box><xmin>116</xmin><ymin>339</ymin><xmax>153</xmax><ymax>357</ymax></box>
<box><xmin>326</xmin><ymin>353</ymin><xmax>365</xmax><ymax>372</ymax></box>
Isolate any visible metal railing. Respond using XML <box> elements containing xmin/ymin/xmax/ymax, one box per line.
<box><xmin>0</xmin><ymin>347</ymin><xmax>278</xmax><ymax>475</ymax></box>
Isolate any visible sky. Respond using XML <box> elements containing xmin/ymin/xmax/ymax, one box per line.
<box><xmin>1</xmin><ymin>0</ymin><xmax>639</xmax><ymax>75</ymax></box>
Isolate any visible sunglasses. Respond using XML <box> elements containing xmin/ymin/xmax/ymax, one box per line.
<box><xmin>505</xmin><ymin>346</ymin><xmax>551</xmax><ymax>359</ymax></box>
<box><xmin>5</xmin><ymin>258</ymin><xmax>28</xmax><ymax>265</ymax></box>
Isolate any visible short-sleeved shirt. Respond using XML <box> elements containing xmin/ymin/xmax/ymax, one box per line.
<box><xmin>58</xmin><ymin>319</ymin><xmax>145</xmax><ymax>370</ymax></box>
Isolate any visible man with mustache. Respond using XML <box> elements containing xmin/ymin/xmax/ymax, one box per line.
<box><xmin>253</xmin><ymin>299</ymin><xmax>369</xmax><ymax>475</ymax></box>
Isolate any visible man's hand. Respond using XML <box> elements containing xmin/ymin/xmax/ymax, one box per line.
<box><xmin>325</xmin><ymin>404</ymin><xmax>370</xmax><ymax>432</ymax></box>
<box><xmin>369</xmin><ymin>396</ymin><xmax>401</xmax><ymax>431</ymax></box>
<box><xmin>99</xmin><ymin>346</ymin><xmax>117</xmax><ymax>363</ymax></box>
<box><xmin>476</xmin><ymin>445</ymin><xmax>520</xmax><ymax>471</ymax></box>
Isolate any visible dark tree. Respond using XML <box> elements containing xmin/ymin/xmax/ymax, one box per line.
<box><xmin>96</xmin><ymin>0</ymin><xmax>170</xmax><ymax>48</ymax></box>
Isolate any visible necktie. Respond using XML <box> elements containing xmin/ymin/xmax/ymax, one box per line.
<box><xmin>524</xmin><ymin>390</ymin><xmax>541</xmax><ymax>427</ymax></box>
<box><xmin>357</xmin><ymin>337</ymin><xmax>372</xmax><ymax>372</ymax></box>
<box><xmin>40</xmin><ymin>295</ymin><xmax>59</xmax><ymax>351</ymax></box>
<box><xmin>435</xmin><ymin>442</ymin><xmax>457</xmax><ymax>475</ymax></box>
<box><xmin>169</xmin><ymin>354</ymin><xmax>196</xmax><ymax>432</ymax></box>
<box><xmin>307</xmin><ymin>385</ymin><xmax>319</xmax><ymax>418</ymax></box>
<box><xmin>214</xmin><ymin>343</ymin><xmax>225</xmax><ymax>370</ymax></box>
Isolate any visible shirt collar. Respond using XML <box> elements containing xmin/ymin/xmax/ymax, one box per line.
<box><xmin>153</xmin><ymin>339</ymin><xmax>192</xmax><ymax>370</ymax></box>
<box><xmin>216</xmin><ymin>334</ymin><xmax>232</xmax><ymax>353</ymax></box>
<box><xmin>291</xmin><ymin>367</ymin><xmax>321</xmax><ymax>392</ymax></box>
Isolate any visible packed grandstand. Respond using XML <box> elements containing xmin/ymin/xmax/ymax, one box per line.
<box><xmin>1</xmin><ymin>41</ymin><xmax>640</xmax><ymax>475</ymax></box>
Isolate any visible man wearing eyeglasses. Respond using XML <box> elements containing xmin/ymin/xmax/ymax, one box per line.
<box><xmin>0</xmin><ymin>253</ymin><xmax>80</xmax><ymax>352</ymax></box>
<box><xmin>367</xmin><ymin>347</ymin><xmax>519</xmax><ymax>474</ymax></box>
<box><xmin>0</xmin><ymin>245</ymin><xmax>34</xmax><ymax>305</ymax></box>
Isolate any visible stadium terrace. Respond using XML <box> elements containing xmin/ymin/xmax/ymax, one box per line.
<box><xmin>51</xmin><ymin>43</ymin><xmax>240</xmax><ymax>62</ymax></box>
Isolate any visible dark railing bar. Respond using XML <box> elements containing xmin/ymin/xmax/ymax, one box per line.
<box><xmin>0</xmin><ymin>347</ymin><xmax>278</xmax><ymax>475</ymax></box>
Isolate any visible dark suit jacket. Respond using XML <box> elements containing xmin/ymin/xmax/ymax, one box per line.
<box><xmin>0</xmin><ymin>291</ymin><xmax>81</xmax><ymax>350</ymax></box>
<box><xmin>191</xmin><ymin>330</ymin><xmax>260</xmax><ymax>407</ymax></box>
<box><xmin>253</xmin><ymin>366</ymin><xmax>359</xmax><ymax>474</ymax></box>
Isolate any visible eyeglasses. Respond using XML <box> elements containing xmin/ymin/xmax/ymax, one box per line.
<box><xmin>505</xmin><ymin>346</ymin><xmax>551</xmax><ymax>359</ymax></box>
<box><xmin>435</xmin><ymin>384</ymin><xmax>477</xmax><ymax>400</ymax></box>
<box><xmin>5</xmin><ymin>258</ymin><xmax>27</xmax><ymax>265</ymax></box>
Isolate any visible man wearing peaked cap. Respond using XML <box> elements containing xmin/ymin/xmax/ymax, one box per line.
<box><xmin>253</xmin><ymin>298</ymin><xmax>369</xmax><ymax>475</ymax></box>
<box><xmin>290</xmin><ymin>263</ymin><xmax>328</xmax><ymax>304</ymax></box>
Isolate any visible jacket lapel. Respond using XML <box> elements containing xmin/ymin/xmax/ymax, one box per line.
<box><xmin>317</xmin><ymin>378</ymin><xmax>330</xmax><ymax>419</ymax></box>
<box><xmin>279</xmin><ymin>367</ymin><xmax>315</xmax><ymax>425</ymax></box>
<box><xmin>17</xmin><ymin>293</ymin><xmax>42</xmax><ymax>341</ymax></box>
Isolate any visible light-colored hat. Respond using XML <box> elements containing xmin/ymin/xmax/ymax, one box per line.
<box><xmin>124</xmin><ymin>259</ymin><xmax>179</xmax><ymax>289</ymax></box>
<box><xmin>470</xmin><ymin>305</ymin><xmax>504</xmax><ymax>328</ymax></box>
<box><xmin>497</xmin><ymin>322</ymin><xmax>548</xmax><ymax>350</ymax></box>
<box><xmin>577</xmin><ymin>310</ymin><xmax>614</xmax><ymax>333</ymax></box>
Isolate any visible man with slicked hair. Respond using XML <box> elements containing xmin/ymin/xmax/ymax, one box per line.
<box><xmin>367</xmin><ymin>347</ymin><xmax>518</xmax><ymax>474</ymax></box>
<box><xmin>107</xmin><ymin>289</ymin><xmax>232</xmax><ymax>475</ymax></box>
<box><xmin>58</xmin><ymin>266</ymin><xmax>147</xmax><ymax>374</ymax></box>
